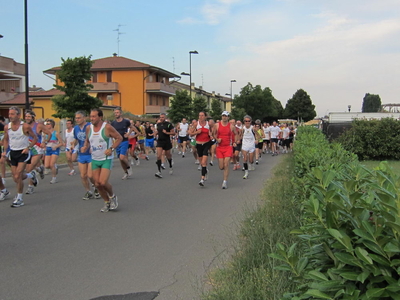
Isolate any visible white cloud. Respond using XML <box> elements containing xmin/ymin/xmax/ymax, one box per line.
<box><xmin>177</xmin><ymin>17</ymin><xmax>200</xmax><ymax>25</ymax></box>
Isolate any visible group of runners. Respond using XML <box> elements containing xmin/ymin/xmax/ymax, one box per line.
<box><xmin>0</xmin><ymin>106</ymin><xmax>295</xmax><ymax>212</ymax></box>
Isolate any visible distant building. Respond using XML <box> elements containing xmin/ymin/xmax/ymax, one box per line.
<box><xmin>0</xmin><ymin>56</ymin><xmax>25</xmax><ymax>93</ymax></box>
<box><xmin>44</xmin><ymin>54</ymin><xmax>180</xmax><ymax>116</ymax></box>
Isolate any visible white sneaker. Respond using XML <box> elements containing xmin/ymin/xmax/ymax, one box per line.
<box><xmin>68</xmin><ymin>169</ymin><xmax>75</xmax><ymax>176</ymax></box>
<box><xmin>135</xmin><ymin>159</ymin><xmax>140</xmax><ymax>166</ymax></box>
<box><xmin>161</xmin><ymin>164</ymin><xmax>166</xmax><ymax>170</ymax></box>
<box><xmin>198</xmin><ymin>165</ymin><xmax>201</xmax><ymax>171</ymax></box>
<box><xmin>130</xmin><ymin>159</ymin><xmax>134</xmax><ymax>166</ymax></box>
<box><xmin>199</xmin><ymin>179</ymin><xmax>205</xmax><ymax>187</ymax></box>
<box><xmin>243</xmin><ymin>171</ymin><xmax>249</xmax><ymax>179</ymax></box>
<box><xmin>25</xmin><ymin>186</ymin><xmax>34</xmax><ymax>194</ymax></box>
<box><xmin>109</xmin><ymin>195</ymin><xmax>118</xmax><ymax>210</ymax></box>
<box><xmin>169</xmin><ymin>168</ymin><xmax>173</xmax><ymax>175</ymax></box>
<box><xmin>222</xmin><ymin>181</ymin><xmax>227</xmax><ymax>189</ymax></box>
<box><xmin>50</xmin><ymin>178</ymin><xmax>58</xmax><ymax>184</ymax></box>
<box><xmin>155</xmin><ymin>172</ymin><xmax>163</xmax><ymax>178</ymax></box>
<box><xmin>11</xmin><ymin>197</ymin><xmax>24</xmax><ymax>207</ymax></box>
<box><xmin>122</xmin><ymin>173</ymin><xmax>128</xmax><ymax>180</ymax></box>
<box><xmin>127</xmin><ymin>167</ymin><xmax>133</xmax><ymax>177</ymax></box>
<box><xmin>0</xmin><ymin>189</ymin><xmax>9</xmax><ymax>201</ymax></box>
<box><xmin>195</xmin><ymin>160</ymin><xmax>200</xmax><ymax>165</ymax></box>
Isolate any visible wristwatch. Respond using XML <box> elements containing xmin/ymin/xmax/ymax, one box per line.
<box><xmin>110</xmin><ymin>147</ymin><xmax>115</xmax><ymax>151</ymax></box>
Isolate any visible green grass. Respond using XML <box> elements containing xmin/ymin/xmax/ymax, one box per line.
<box><xmin>201</xmin><ymin>155</ymin><xmax>301</xmax><ymax>300</ymax></box>
<box><xmin>361</xmin><ymin>160</ymin><xmax>400</xmax><ymax>176</ymax></box>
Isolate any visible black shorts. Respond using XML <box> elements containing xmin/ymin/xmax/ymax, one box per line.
<box><xmin>271</xmin><ymin>138</ymin><xmax>278</xmax><ymax>144</ymax></box>
<box><xmin>234</xmin><ymin>143</ymin><xmax>242</xmax><ymax>152</ymax></box>
<box><xmin>156</xmin><ymin>140</ymin><xmax>172</xmax><ymax>151</ymax></box>
<box><xmin>263</xmin><ymin>139</ymin><xmax>270</xmax><ymax>145</ymax></box>
<box><xmin>9</xmin><ymin>149</ymin><xmax>31</xmax><ymax>166</ymax></box>
<box><xmin>196</xmin><ymin>141</ymin><xmax>212</xmax><ymax>157</ymax></box>
<box><xmin>179</xmin><ymin>136</ymin><xmax>189</xmax><ymax>142</ymax></box>
<box><xmin>257</xmin><ymin>142</ymin><xmax>263</xmax><ymax>149</ymax></box>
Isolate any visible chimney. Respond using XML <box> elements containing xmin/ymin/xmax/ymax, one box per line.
<box><xmin>199</xmin><ymin>86</ymin><xmax>203</xmax><ymax>90</ymax></box>
<box><xmin>113</xmin><ymin>53</ymin><xmax>118</xmax><ymax>57</ymax></box>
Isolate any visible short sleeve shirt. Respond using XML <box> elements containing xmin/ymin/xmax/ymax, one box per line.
<box><xmin>111</xmin><ymin>119</ymin><xmax>131</xmax><ymax>142</ymax></box>
<box><xmin>156</xmin><ymin>121</ymin><xmax>174</xmax><ymax>142</ymax></box>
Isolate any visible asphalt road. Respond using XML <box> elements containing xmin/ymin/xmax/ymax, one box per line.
<box><xmin>0</xmin><ymin>150</ymin><xmax>282</xmax><ymax>300</ymax></box>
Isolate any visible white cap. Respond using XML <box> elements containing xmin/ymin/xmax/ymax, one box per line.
<box><xmin>221</xmin><ymin>111</ymin><xmax>229</xmax><ymax>116</ymax></box>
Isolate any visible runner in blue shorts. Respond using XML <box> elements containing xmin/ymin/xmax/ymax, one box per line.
<box><xmin>74</xmin><ymin>111</ymin><xmax>99</xmax><ymax>200</ymax></box>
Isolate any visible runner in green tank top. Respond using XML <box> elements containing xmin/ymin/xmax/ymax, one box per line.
<box><xmin>81</xmin><ymin>109</ymin><xmax>123</xmax><ymax>213</ymax></box>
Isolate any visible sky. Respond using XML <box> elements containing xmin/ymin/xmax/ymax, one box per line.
<box><xmin>0</xmin><ymin>0</ymin><xmax>399</xmax><ymax>117</ymax></box>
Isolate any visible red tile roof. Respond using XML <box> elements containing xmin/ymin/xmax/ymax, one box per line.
<box><xmin>0</xmin><ymin>89</ymin><xmax>64</xmax><ymax>105</ymax></box>
<box><xmin>43</xmin><ymin>56</ymin><xmax>179</xmax><ymax>78</ymax></box>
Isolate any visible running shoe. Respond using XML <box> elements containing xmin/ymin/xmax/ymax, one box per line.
<box><xmin>50</xmin><ymin>178</ymin><xmax>57</xmax><ymax>184</ymax></box>
<box><xmin>182</xmin><ymin>153</ymin><xmax>185</xmax><ymax>158</ymax></box>
<box><xmin>155</xmin><ymin>172</ymin><xmax>163</xmax><ymax>178</ymax></box>
<box><xmin>178</xmin><ymin>151</ymin><xmax>182</xmax><ymax>155</ymax></box>
<box><xmin>83</xmin><ymin>191</ymin><xmax>93</xmax><ymax>200</ymax></box>
<box><xmin>109</xmin><ymin>195</ymin><xmax>118</xmax><ymax>210</ymax></box>
<box><xmin>233</xmin><ymin>164</ymin><xmax>237</xmax><ymax>170</ymax></box>
<box><xmin>135</xmin><ymin>159</ymin><xmax>140</xmax><ymax>166</ymax></box>
<box><xmin>255</xmin><ymin>160</ymin><xmax>259</xmax><ymax>165</ymax></box>
<box><xmin>145</xmin><ymin>156</ymin><xmax>149</xmax><ymax>161</ymax></box>
<box><xmin>44</xmin><ymin>168</ymin><xmax>49</xmax><ymax>175</ymax></box>
<box><xmin>31</xmin><ymin>171</ymin><xmax>38</xmax><ymax>187</ymax></box>
<box><xmin>222</xmin><ymin>181</ymin><xmax>228</xmax><ymax>189</ymax></box>
<box><xmin>11</xmin><ymin>197</ymin><xmax>24</xmax><ymax>208</ymax></box>
<box><xmin>130</xmin><ymin>159</ymin><xmax>134</xmax><ymax>166</ymax></box>
<box><xmin>100</xmin><ymin>202</ymin><xmax>110</xmax><ymax>213</ymax></box>
<box><xmin>198</xmin><ymin>165</ymin><xmax>201</xmax><ymax>171</ymax></box>
<box><xmin>199</xmin><ymin>179</ymin><xmax>205</xmax><ymax>187</ymax></box>
<box><xmin>68</xmin><ymin>169</ymin><xmax>76</xmax><ymax>176</ymax></box>
<box><xmin>94</xmin><ymin>188</ymin><xmax>101</xmax><ymax>199</ymax></box>
<box><xmin>25</xmin><ymin>186</ymin><xmax>34</xmax><ymax>194</ymax></box>
<box><xmin>169</xmin><ymin>168</ymin><xmax>173</xmax><ymax>175</ymax></box>
<box><xmin>0</xmin><ymin>190</ymin><xmax>9</xmax><ymax>201</ymax></box>
<box><xmin>243</xmin><ymin>171</ymin><xmax>249</xmax><ymax>179</ymax></box>
<box><xmin>127</xmin><ymin>167</ymin><xmax>133</xmax><ymax>177</ymax></box>
<box><xmin>55</xmin><ymin>165</ymin><xmax>59</xmax><ymax>175</ymax></box>
<box><xmin>122</xmin><ymin>172</ymin><xmax>128</xmax><ymax>180</ymax></box>
<box><xmin>195</xmin><ymin>160</ymin><xmax>200</xmax><ymax>165</ymax></box>
<box><xmin>38</xmin><ymin>166</ymin><xmax>45</xmax><ymax>179</ymax></box>
<box><xmin>161</xmin><ymin>164</ymin><xmax>166</xmax><ymax>170</ymax></box>
<box><xmin>209</xmin><ymin>161</ymin><xmax>214</xmax><ymax>166</ymax></box>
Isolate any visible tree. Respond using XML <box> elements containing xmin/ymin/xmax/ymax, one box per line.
<box><xmin>232</xmin><ymin>83</ymin><xmax>283</xmax><ymax>121</ymax></box>
<box><xmin>167</xmin><ymin>89</ymin><xmax>192</xmax><ymax>124</ymax></box>
<box><xmin>52</xmin><ymin>55</ymin><xmax>103</xmax><ymax>119</ymax></box>
<box><xmin>284</xmin><ymin>89</ymin><xmax>316</xmax><ymax>122</ymax></box>
<box><xmin>210</xmin><ymin>98</ymin><xmax>223</xmax><ymax>120</ymax></box>
<box><xmin>191</xmin><ymin>95</ymin><xmax>208</xmax><ymax>120</ymax></box>
<box><xmin>362</xmin><ymin>93</ymin><xmax>381</xmax><ymax>112</ymax></box>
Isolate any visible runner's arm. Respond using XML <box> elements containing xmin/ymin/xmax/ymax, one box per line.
<box><xmin>81</xmin><ymin>126</ymin><xmax>91</xmax><ymax>153</ymax></box>
<box><xmin>104</xmin><ymin>124</ymin><xmax>123</xmax><ymax>156</ymax></box>
<box><xmin>1</xmin><ymin>125</ymin><xmax>9</xmax><ymax>157</ymax></box>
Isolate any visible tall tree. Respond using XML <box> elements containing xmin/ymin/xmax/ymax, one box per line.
<box><xmin>232</xmin><ymin>83</ymin><xmax>282</xmax><ymax>121</ymax></box>
<box><xmin>284</xmin><ymin>89</ymin><xmax>316</xmax><ymax>122</ymax></box>
<box><xmin>167</xmin><ymin>89</ymin><xmax>192</xmax><ymax>124</ymax></box>
<box><xmin>52</xmin><ymin>55</ymin><xmax>103</xmax><ymax>119</ymax></box>
<box><xmin>191</xmin><ymin>95</ymin><xmax>208</xmax><ymax>120</ymax></box>
<box><xmin>210</xmin><ymin>98</ymin><xmax>223</xmax><ymax>120</ymax></box>
<box><xmin>362</xmin><ymin>93</ymin><xmax>381</xmax><ymax>112</ymax></box>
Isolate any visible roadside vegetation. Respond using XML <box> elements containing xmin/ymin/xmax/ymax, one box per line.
<box><xmin>203</xmin><ymin>125</ymin><xmax>400</xmax><ymax>299</ymax></box>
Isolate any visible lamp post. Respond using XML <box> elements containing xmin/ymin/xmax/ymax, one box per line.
<box><xmin>189</xmin><ymin>50</ymin><xmax>198</xmax><ymax>98</ymax></box>
<box><xmin>230</xmin><ymin>79</ymin><xmax>236</xmax><ymax>100</ymax></box>
<box><xmin>348</xmin><ymin>105</ymin><xmax>351</xmax><ymax>112</ymax></box>
<box><xmin>24</xmin><ymin>0</ymin><xmax>30</xmax><ymax>109</ymax></box>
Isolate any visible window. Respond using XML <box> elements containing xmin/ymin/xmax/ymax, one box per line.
<box><xmin>149</xmin><ymin>95</ymin><xmax>153</xmax><ymax>105</ymax></box>
<box><xmin>163</xmin><ymin>98</ymin><xmax>166</xmax><ymax>106</ymax></box>
<box><xmin>106</xmin><ymin>71</ymin><xmax>112</xmax><ymax>82</ymax></box>
<box><xmin>92</xmin><ymin>72</ymin><xmax>97</xmax><ymax>83</ymax></box>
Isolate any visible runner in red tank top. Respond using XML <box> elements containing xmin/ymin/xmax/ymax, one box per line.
<box><xmin>212</xmin><ymin>111</ymin><xmax>238</xmax><ymax>189</ymax></box>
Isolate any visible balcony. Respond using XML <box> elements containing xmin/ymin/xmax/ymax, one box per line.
<box><xmin>91</xmin><ymin>82</ymin><xmax>119</xmax><ymax>92</ymax></box>
<box><xmin>145</xmin><ymin>105</ymin><xmax>169</xmax><ymax>114</ymax></box>
<box><xmin>146</xmin><ymin>82</ymin><xmax>176</xmax><ymax>96</ymax></box>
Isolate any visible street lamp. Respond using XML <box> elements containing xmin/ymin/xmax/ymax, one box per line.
<box><xmin>189</xmin><ymin>50</ymin><xmax>198</xmax><ymax>98</ymax></box>
<box><xmin>24</xmin><ymin>0</ymin><xmax>30</xmax><ymax>109</ymax></box>
<box><xmin>230</xmin><ymin>80</ymin><xmax>236</xmax><ymax>100</ymax></box>
<box><xmin>348</xmin><ymin>105</ymin><xmax>351</xmax><ymax>112</ymax></box>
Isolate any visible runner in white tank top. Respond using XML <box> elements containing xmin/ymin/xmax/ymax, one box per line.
<box><xmin>65</xmin><ymin>120</ymin><xmax>79</xmax><ymax>176</ymax></box>
<box><xmin>2</xmin><ymin>106</ymin><xmax>38</xmax><ymax>207</ymax></box>
<box><xmin>177</xmin><ymin>118</ymin><xmax>189</xmax><ymax>158</ymax></box>
<box><xmin>241</xmin><ymin>115</ymin><xmax>261</xmax><ymax>179</ymax></box>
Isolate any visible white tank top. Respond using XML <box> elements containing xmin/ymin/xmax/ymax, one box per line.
<box><xmin>89</xmin><ymin>122</ymin><xmax>113</xmax><ymax>161</ymax></box>
<box><xmin>8</xmin><ymin>122</ymin><xmax>29</xmax><ymax>151</ymax></box>
<box><xmin>65</xmin><ymin>128</ymin><xmax>79</xmax><ymax>150</ymax></box>
<box><xmin>263</xmin><ymin>126</ymin><xmax>270</xmax><ymax>140</ymax></box>
<box><xmin>242</xmin><ymin>125</ymin><xmax>255</xmax><ymax>146</ymax></box>
<box><xmin>179</xmin><ymin>123</ymin><xmax>189</xmax><ymax>137</ymax></box>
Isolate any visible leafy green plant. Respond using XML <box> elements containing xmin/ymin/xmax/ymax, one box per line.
<box><xmin>272</xmin><ymin>126</ymin><xmax>400</xmax><ymax>299</ymax></box>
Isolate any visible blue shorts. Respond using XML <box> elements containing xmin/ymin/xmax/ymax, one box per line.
<box><xmin>46</xmin><ymin>147</ymin><xmax>60</xmax><ymax>156</ymax></box>
<box><xmin>116</xmin><ymin>140</ymin><xmax>129</xmax><ymax>157</ymax></box>
<box><xmin>138</xmin><ymin>139</ymin><xmax>145</xmax><ymax>145</ymax></box>
<box><xmin>145</xmin><ymin>138</ymin><xmax>154</xmax><ymax>148</ymax></box>
<box><xmin>66</xmin><ymin>148</ymin><xmax>78</xmax><ymax>154</ymax></box>
<box><xmin>78</xmin><ymin>154</ymin><xmax>92</xmax><ymax>164</ymax></box>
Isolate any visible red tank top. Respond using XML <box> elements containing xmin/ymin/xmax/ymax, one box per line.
<box><xmin>217</xmin><ymin>122</ymin><xmax>233</xmax><ymax>147</ymax></box>
<box><xmin>196</xmin><ymin>121</ymin><xmax>211</xmax><ymax>143</ymax></box>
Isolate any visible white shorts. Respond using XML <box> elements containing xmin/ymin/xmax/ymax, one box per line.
<box><xmin>242</xmin><ymin>144</ymin><xmax>255</xmax><ymax>153</ymax></box>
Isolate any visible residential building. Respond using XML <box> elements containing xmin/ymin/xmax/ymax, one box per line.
<box><xmin>0</xmin><ymin>56</ymin><xmax>25</xmax><ymax>93</ymax></box>
<box><xmin>43</xmin><ymin>54</ymin><xmax>180</xmax><ymax>116</ymax></box>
